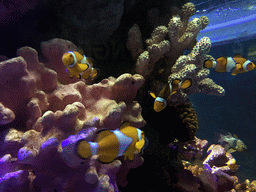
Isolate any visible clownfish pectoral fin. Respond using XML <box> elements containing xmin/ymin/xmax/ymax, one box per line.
<box><xmin>91</xmin><ymin>68</ymin><xmax>100</xmax><ymax>79</ymax></box>
<box><xmin>227</xmin><ymin>148</ymin><xmax>236</xmax><ymax>153</ymax></box>
<box><xmin>231</xmin><ymin>64</ymin><xmax>241</xmax><ymax>75</ymax></box>
<box><xmin>149</xmin><ymin>91</ymin><xmax>157</xmax><ymax>99</ymax></box>
<box><xmin>79</xmin><ymin>63</ymin><xmax>90</xmax><ymax>72</ymax></box>
<box><xmin>126</xmin><ymin>154</ymin><xmax>135</xmax><ymax>161</ymax></box>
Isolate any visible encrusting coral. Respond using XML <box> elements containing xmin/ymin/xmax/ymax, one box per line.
<box><xmin>0</xmin><ymin>38</ymin><xmax>145</xmax><ymax>191</ymax></box>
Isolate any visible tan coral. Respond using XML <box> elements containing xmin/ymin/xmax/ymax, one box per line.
<box><xmin>0</xmin><ymin>103</ymin><xmax>15</xmax><ymax>125</ymax></box>
<box><xmin>168</xmin><ymin>37</ymin><xmax>225</xmax><ymax>106</ymax></box>
<box><xmin>127</xmin><ymin>2</ymin><xmax>209</xmax><ymax>81</ymax></box>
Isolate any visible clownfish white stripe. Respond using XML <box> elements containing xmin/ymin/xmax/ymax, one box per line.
<box><xmin>137</xmin><ymin>128</ymin><xmax>142</xmax><ymax>141</ymax></box>
<box><xmin>111</xmin><ymin>130</ymin><xmax>133</xmax><ymax>157</ymax></box>
<box><xmin>80</xmin><ymin>55</ymin><xmax>87</xmax><ymax>64</ymax></box>
<box><xmin>226</xmin><ymin>57</ymin><xmax>236</xmax><ymax>72</ymax></box>
<box><xmin>212</xmin><ymin>61</ymin><xmax>217</xmax><ymax>68</ymax></box>
<box><xmin>89</xmin><ymin>142</ymin><xmax>98</xmax><ymax>155</ymax></box>
<box><xmin>169</xmin><ymin>84</ymin><xmax>173</xmax><ymax>94</ymax></box>
<box><xmin>67</xmin><ymin>51</ymin><xmax>77</xmax><ymax>68</ymax></box>
<box><xmin>155</xmin><ymin>97</ymin><xmax>167</xmax><ymax>107</ymax></box>
<box><xmin>243</xmin><ymin>60</ymin><xmax>252</xmax><ymax>71</ymax></box>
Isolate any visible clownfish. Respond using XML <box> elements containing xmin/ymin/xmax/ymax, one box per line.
<box><xmin>149</xmin><ymin>79</ymin><xmax>192</xmax><ymax>112</ymax></box>
<box><xmin>62</xmin><ymin>51</ymin><xmax>99</xmax><ymax>80</ymax></box>
<box><xmin>76</xmin><ymin>122</ymin><xmax>146</xmax><ymax>163</ymax></box>
<box><xmin>204</xmin><ymin>55</ymin><xmax>255</xmax><ymax>75</ymax></box>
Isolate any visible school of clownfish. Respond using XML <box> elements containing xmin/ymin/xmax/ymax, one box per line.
<box><xmin>61</xmin><ymin>51</ymin><xmax>253</xmax><ymax>163</ymax></box>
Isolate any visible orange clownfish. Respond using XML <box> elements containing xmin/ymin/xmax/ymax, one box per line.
<box><xmin>76</xmin><ymin>122</ymin><xmax>146</xmax><ymax>163</ymax></box>
<box><xmin>204</xmin><ymin>55</ymin><xmax>255</xmax><ymax>75</ymax></box>
<box><xmin>62</xmin><ymin>51</ymin><xmax>99</xmax><ymax>80</ymax></box>
<box><xmin>149</xmin><ymin>79</ymin><xmax>192</xmax><ymax>112</ymax></box>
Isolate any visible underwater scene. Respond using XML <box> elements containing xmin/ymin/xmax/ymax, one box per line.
<box><xmin>0</xmin><ymin>0</ymin><xmax>256</xmax><ymax>191</ymax></box>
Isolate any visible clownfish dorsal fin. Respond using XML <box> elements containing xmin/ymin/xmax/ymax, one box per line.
<box><xmin>96</xmin><ymin>128</ymin><xmax>110</xmax><ymax>142</ymax></box>
<box><xmin>149</xmin><ymin>91</ymin><xmax>157</xmax><ymax>99</ymax></box>
<box><xmin>77</xmin><ymin>49</ymin><xmax>84</xmax><ymax>55</ymax></box>
<box><xmin>233</xmin><ymin>134</ymin><xmax>238</xmax><ymax>139</ymax></box>
<box><xmin>119</xmin><ymin>122</ymin><xmax>130</xmax><ymax>130</ymax></box>
<box><xmin>233</xmin><ymin>54</ymin><xmax>243</xmax><ymax>58</ymax></box>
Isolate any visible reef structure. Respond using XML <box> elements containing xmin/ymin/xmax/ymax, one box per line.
<box><xmin>170</xmin><ymin>137</ymin><xmax>245</xmax><ymax>192</ymax></box>
<box><xmin>0</xmin><ymin>39</ymin><xmax>145</xmax><ymax>192</ymax></box>
<box><xmin>127</xmin><ymin>2</ymin><xmax>225</xmax><ymax>107</ymax></box>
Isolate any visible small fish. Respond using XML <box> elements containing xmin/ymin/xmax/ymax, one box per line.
<box><xmin>76</xmin><ymin>122</ymin><xmax>146</xmax><ymax>163</ymax></box>
<box><xmin>62</xmin><ymin>51</ymin><xmax>99</xmax><ymax>80</ymax></box>
<box><xmin>204</xmin><ymin>54</ymin><xmax>255</xmax><ymax>75</ymax></box>
<box><xmin>149</xmin><ymin>79</ymin><xmax>192</xmax><ymax>112</ymax></box>
<box><xmin>226</xmin><ymin>158</ymin><xmax>239</xmax><ymax>171</ymax></box>
<box><xmin>218</xmin><ymin>132</ymin><xmax>247</xmax><ymax>153</ymax></box>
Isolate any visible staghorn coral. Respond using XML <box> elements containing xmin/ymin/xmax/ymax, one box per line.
<box><xmin>168</xmin><ymin>36</ymin><xmax>225</xmax><ymax>106</ymax></box>
<box><xmin>0</xmin><ymin>39</ymin><xmax>146</xmax><ymax>192</ymax></box>
<box><xmin>127</xmin><ymin>2</ymin><xmax>224</xmax><ymax>107</ymax></box>
<box><xmin>127</xmin><ymin>2</ymin><xmax>209</xmax><ymax>79</ymax></box>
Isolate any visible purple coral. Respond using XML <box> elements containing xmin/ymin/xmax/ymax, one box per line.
<box><xmin>0</xmin><ymin>38</ymin><xmax>146</xmax><ymax>191</ymax></box>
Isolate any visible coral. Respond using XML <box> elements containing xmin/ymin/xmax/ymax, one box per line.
<box><xmin>127</xmin><ymin>2</ymin><xmax>209</xmax><ymax>79</ymax></box>
<box><xmin>234</xmin><ymin>178</ymin><xmax>256</xmax><ymax>192</ymax></box>
<box><xmin>168</xmin><ymin>36</ymin><xmax>225</xmax><ymax>106</ymax></box>
<box><xmin>40</xmin><ymin>38</ymin><xmax>79</xmax><ymax>84</ymax></box>
<box><xmin>175</xmin><ymin>103</ymin><xmax>199</xmax><ymax>141</ymax></box>
<box><xmin>169</xmin><ymin>137</ymin><xmax>209</xmax><ymax>162</ymax></box>
<box><xmin>127</xmin><ymin>2</ymin><xmax>224</xmax><ymax>107</ymax></box>
<box><xmin>174</xmin><ymin>139</ymin><xmax>239</xmax><ymax>192</ymax></box>
<box><xmin>0</xmin><ymin>103</ymin><xmax>15</xmax><ymax>125</ymax></box>
<box><xmin>0</xmin><ymin>39</ymin><xmax>145</xmax><ymax>191</ymax></box>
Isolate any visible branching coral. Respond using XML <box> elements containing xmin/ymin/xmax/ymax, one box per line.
<box><xmin>127</xmin><ymin>3</ymin><xmax>209</xmax><ymax>79</ymax></box>
<box><xmin>168</xmin><ymin>36</ymin><xmax>225</xmax><ymax>106</ymax></box>
<box><xmin>127</xmin><ymin>2</ymin><xmax>224</xmax><ymax>107</ymax></box>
